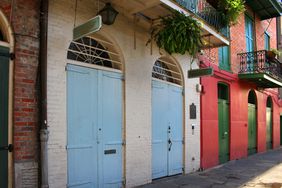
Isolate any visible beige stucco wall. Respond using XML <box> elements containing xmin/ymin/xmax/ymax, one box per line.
<box><xmin>47</xmin><ymin>0</ymin><xmax>201</xmax><ymax>187</ymax></box>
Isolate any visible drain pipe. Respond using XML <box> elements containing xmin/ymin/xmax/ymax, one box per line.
<box><xmin>39</xmin><ymin>0</ymin><xmax>49</xmax><ymax>187</ymax></box>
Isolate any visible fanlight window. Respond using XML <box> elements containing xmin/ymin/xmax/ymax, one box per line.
<box><xmin>152</xmin><ymin>58</ymin><xmax>182</xmax><ymax>86</ymax></box>
<box><xmin>67</xmin><ymin>36</ymin><xmax>122</xmax><ymax>70</ymax></box>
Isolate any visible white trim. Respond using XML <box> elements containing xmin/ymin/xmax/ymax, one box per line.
<box><xmin>152</xmin><ymin>78</ymin><xmax>183</xmax><ymax>88</ymax></box>
<box><xmin>0</xmin><ymin>41</ymin><xmax>10</xmax><ymax>47</ymax></box>
<box><xmin>67</xmin><ymin>60</ymin><xmax>122</xmax><ymax>74</ymax></box>
<box><xmin>263</xmin><ymin>74</ymin><xmax>282</xmax><ymax>87</ymax></box>
<box><xmin>160</xmin><ymin>0</ymin><xmax>230</xmax><ymax>46</ymax></box>
<box><xmin>0</xmin><ymin>10</ymin><xmax>14</xmax><ymax>188</ymax></box>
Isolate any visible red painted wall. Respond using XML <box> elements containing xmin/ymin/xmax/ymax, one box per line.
<box><xmin>201</xmin><ymin>70</ymin><xmax>281</xmax><ymax>169</ymax></box>
<box><xmin>200</xmin><ymin>4</ymin><xmax>281</xmax><ymax>169</ymax></box>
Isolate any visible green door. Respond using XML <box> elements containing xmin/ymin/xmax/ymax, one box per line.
<box><xmin>266</xmin><ymin>107</ymin><xmax>273</xmax><ymax>150</ymax></box>
<box><xmin>248</xmin><ymin>104</ymin><xmax>257</xmax><ymax>155</ymax></box>
<box><xmin>280</xmin><ymin>116</ymin><xmax>282</xmax><ymax>146</ymax></box>
<box><xmin>218</xmin><ymin>99</ymin><xmax>229</xmax><ymax>164</ymax></box>
<box><xmin>0</xmin><ymin>46</ymin><xmax>10</xmax><ymax>188</ymax></box>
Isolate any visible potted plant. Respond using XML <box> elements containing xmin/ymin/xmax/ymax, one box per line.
<box><xmin>266</xmin><ymin>49</ymin><xmax>280</xmax><ymax>60</ymax></box>
<box><xmin>217</xmin><ymin>0</ymin><xmax>245</xmax><ymax>26</ymax></box>
<box><xmin>148</xmin><ymin>11</ymin><xmax>203</xmax><ymax>57</ymax></box>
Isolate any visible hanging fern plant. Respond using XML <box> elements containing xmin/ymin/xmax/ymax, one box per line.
<box><xmin>149</xmin><ymin>11</ymin><xmax>203</xmax><ymax>57</ymax></box>
<box><xmin>218</xmin><ymin>0</ymin><xmax>245</xmax><ymax>26</ymax></box>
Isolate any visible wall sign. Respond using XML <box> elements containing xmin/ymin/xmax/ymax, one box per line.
<box><xmin>73</xmin><ymin>15</ymin><xmax>102</xmax><ymax>41</ymax></box>
<box><xmin>190</xmin><ymin>103</ymin><xmax>196</xmax><ymax>119</ymax></box>
<box><xmin>188</xmin><ymin>68</ymin><xmax>213</xmax><ymax>78</ymax></box>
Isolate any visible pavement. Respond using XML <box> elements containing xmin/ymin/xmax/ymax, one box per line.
<box><xmin>138</xmin><ymin>148</ymin><xmax>282</xmax><ymax>188</ymax></box>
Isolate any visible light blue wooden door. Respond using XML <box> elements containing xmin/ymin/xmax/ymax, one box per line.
<box><xmin>168</xmin><ymin>85</ymin><xmax>183</xmax><ymax>176</ymax></box>
<box><xmin>67</xmin><ymin>64</ymin><xmax>122</xmax><ymax>188</ymax></box>
<box><xmin>152</xmin><ymin>81</ymin><xmax>169</xmax><ymax>179</ymax></box>
<box><xmin>99</xmin><ymin>71</ymin><xmax>123</xmax><ymax>188</ymax></box>
<box><xmin>152</xmin><ymin>80</ymin><xmax>183</xmax><ymax>179</ymax></box>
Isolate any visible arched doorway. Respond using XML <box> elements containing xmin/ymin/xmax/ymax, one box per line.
<box><xmin>218</xmin><ymin>83</ymin><xmax>229</xmax><ymax>164</ymax></box>
<box><xmin>66</xmin><ymin>35</ymin><xmax>124</xmax><ymax>187</ymax></box>
<box><xmin>151</xmin><ymin>57</ymin><xmax>184</xmax><ymax>179</ymax></box>
<box><xmin>248</xmin><ymin>90</ymin><xmax>257</xmax><ymax>155</ymax></box>
<box><xmin>266</xmin><ymin>96</ymin><xmax>273</xmax><ymax>150</ymax></box>
<box><xmin>0</xmin><ymin>10</ymin><xmax>14</xmax><ymax>188</ymax></box>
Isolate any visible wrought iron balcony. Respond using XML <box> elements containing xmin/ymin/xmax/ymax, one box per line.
<box><xmin>238</xmin><ymin>50</ymin><xmax>282</xmax><ymax>88</ymax></box>
<box><xmin>175</xmin><ymin>0</ymin><xmax>229</xmax><ymax>38</ymax></box>
<box><xmin>110</xmin><ymin>0</ymin><xmax>230</xmax><ymax>48</ymax></box>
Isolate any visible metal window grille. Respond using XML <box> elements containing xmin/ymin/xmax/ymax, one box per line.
<box><xmin>67</xmin><ymin>36</ymin><xmax>122</xmax><ymax>70</ymax></box>
<box><xmin>152</xmin><ymin>58</ymin><xmax>183</xmax><ymax>86</ymax></box>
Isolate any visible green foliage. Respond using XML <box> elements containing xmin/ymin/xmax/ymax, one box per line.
<box><xmin>270</xmin><ymin>48</ymin><xmax>281</xmax><ymax>56</ymax></box>
<box><xmin>150</xmin><ymin>11</ymin><xmax>202</xmax><ymax>57</ymax></box>
<box><xmin>218</xmin><ymin>0</ymin><xmax>245</xmax><ymax>26</ymax></box>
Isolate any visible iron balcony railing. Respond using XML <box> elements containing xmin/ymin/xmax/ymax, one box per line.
<box><xmin>175</xmin><ymin>0</ymin><xmax>229</xmax><ymax>38</ymax></box>
<box><xmin>238</xmin><ymin>50</ymin><xmax>282</xmax><ymax>81</ymax></box>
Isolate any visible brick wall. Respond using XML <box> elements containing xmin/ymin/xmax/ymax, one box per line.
<box><xmin>204</xmin><ymin>5</ymin><xmax>278</xmax><ymax>73</ymax></box>
<box><xmin>0</xmin><ymin>0</ymin><xmax>40</xmax><ymax>187</ymax></box>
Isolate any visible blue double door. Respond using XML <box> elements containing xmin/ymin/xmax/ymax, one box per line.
<box><xmin>152</xmin><ymin>80</ymin><xmax>183</xmax><ymax>179</ymax></box>
<box><xmin>67</xmin><ymin>64</ymin><xmax>123</xmax><ymax>188</ymax></box>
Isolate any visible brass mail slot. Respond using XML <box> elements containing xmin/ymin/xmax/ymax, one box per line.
<box><xmin>104</xmin><ymin>149</ymin><xmax>116</xmax><ymax>155</ymax></box>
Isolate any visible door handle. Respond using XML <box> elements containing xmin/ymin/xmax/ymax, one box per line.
<box><xmin>168</xmin><ymin>139</ymin><xmax>172</xmax><ymax>151</ymax></box>
<box><xmin>0</xmin><ymin>144</ymin><xmax>13</xmax><ymax>152</ymax></box>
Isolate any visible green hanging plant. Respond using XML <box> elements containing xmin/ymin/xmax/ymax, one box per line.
<box><xmin>218</xmin><ymin>0</ymin><xmax>245</xmax><ymax>26</ymax></box>
<box><xmin>148</xmin><ymin>11</ymin><xmax>203</xmax><ymax>57</ymax></box>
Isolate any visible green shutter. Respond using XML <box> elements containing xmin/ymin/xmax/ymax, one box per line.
<box><xmin>264</xmin><ymin>32</ymin><xmax>270</xmax><ymax>51</ymax></box>
<box><xmin>0</xmin><ymin>46</ymin><xmax>9</xmax><ymax>188</ymax></box>
<box><xmin>218</xmin><ymin>46</ymin><xmax>230</xmax><ymax>71</ymax></box>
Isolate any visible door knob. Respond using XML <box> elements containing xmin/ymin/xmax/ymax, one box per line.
<box><xmin>0</xmin><ymin>144</ymin><xmax>13</xmax><ymax>152</ymax></box>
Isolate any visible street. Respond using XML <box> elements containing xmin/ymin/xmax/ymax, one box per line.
<box><xmin>139</xmin><ymin>148</ymin><xmax>282</xmax><ymax>188</ymax></box>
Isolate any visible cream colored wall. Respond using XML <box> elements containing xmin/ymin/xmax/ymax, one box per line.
<box><xmin>47</xmin><ymin>0</ymin><xmax>201</xmax><ymax>187</ymax></box>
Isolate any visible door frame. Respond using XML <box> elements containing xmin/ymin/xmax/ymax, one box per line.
<box><xmin>266</xmin><ymin>96</ymin><xmax>273</xmax><ymax>150</ymax></box>
<box><xmin>0</xmin><ymin>10</ymin><xmax>14</xmax><ymax>188</ymax></box>
<box><xmin>66</xmin><ymin>60</ymin><xmax>125</xmax><ymax>185</ymax></box>
<box><xmin>151</xmin><ymin>56</ymin><xmax>185</xmax><ymax>178</ymax></box>
<box><xmin>247</xmin><ymin>90</ymin><xmax>257</xmax><ymax>155</ymax></box>
<box><xmin>217</xmin><ymin>82</ymin><xmax>230</xmax><ymax>164</ymax></box>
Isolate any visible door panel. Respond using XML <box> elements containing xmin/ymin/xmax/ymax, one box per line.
<box><xmin>266</xmin><ymin>107</ymin><xmax>272</xmax><ymax>150</ymax></box>
<box><xmin>67</xmin><ymin>65</ymin><xmax>122</xmax><ymax>188</ymax></box>
<box><xmin>101</xmin><ymin>71</ymin><xmax>123</xmax><ymax>188</ymax></box>
<box><xmin>218</xmin><ymin>99</ymin><xmax>229</xmax><ymax>164</ymax></box>
<box><xmin>280</xmin><ymin>116</ymin><xmax>282</xmax><ymax>146</ymax></box>
<box><xmin>152</xmin><ymin>81</ymin><xmax>169</xmax><ymax>179</ymax></box>
<box><xmin>0</xmin><ymin>46</ymin><xmax>10</xmax><ymax>188</ymax></box>
<box><xmin>152</xmin><ymin>80</ymin><xmax>183</xmax><ymax>179</ymax></box>
<box><xmin>67</xmin><ymin>66</ymin><xmax>98</xmax><ymax>188</ymax></box>
<box><xmin>168</xmin><ymin>85</ymin><xmax>183</xmax><ymax>176</ymax></box>
<box><xmin>248</xmin><ymin>104</ymin><xmax>257</xmax><ymax>155</ymax></box>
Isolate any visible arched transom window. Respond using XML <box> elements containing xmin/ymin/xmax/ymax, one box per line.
<box><xmin>152</xmin><ymin>57</ymin><xmax>183</xmax><ymax>86</ymax></box>
<box><xmin>67</xmin><ymin>35</ymin><xmax>122</xmax><ymax>71</ymax></box>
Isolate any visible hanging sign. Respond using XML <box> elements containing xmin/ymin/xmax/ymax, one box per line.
<box><xmin>73</xmin><ymin>15</ymin><xmax>102</xmax><ymax>41</ymax></box>
<box><xmin>188</xmin><ymin>68</ymin><xmax>213</xmax><ymax>78</ymax></box>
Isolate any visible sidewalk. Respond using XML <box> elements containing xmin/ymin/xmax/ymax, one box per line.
<box><xmin>138</xmin><ymin>148</ymin><xmax>282</xmax><ymax>188</ymax></box>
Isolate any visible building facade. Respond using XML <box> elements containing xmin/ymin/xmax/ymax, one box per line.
<box><xmin>46</xmin><ymin>0</ymin><xmax>228</xmax><ymax>187</ymax></box>
<box><xmin>201</xmin><ymin>2</ymin><xmax>282</xmax><ymax>169</ymax></box>
<box><xmin>1</xmin><ymin>0</ymin><xmax>281</xmax><ymax>188</ymax></box>
<box><xmin>0</xmin><ymin>0</ymin><xmax>40</xmax><ymax>187</ymax></box>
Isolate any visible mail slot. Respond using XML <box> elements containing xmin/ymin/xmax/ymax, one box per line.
<box><xmin>104</xmin><ymin>149</ymin><xmax>116</xmax><ymax>155</ymax></box>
